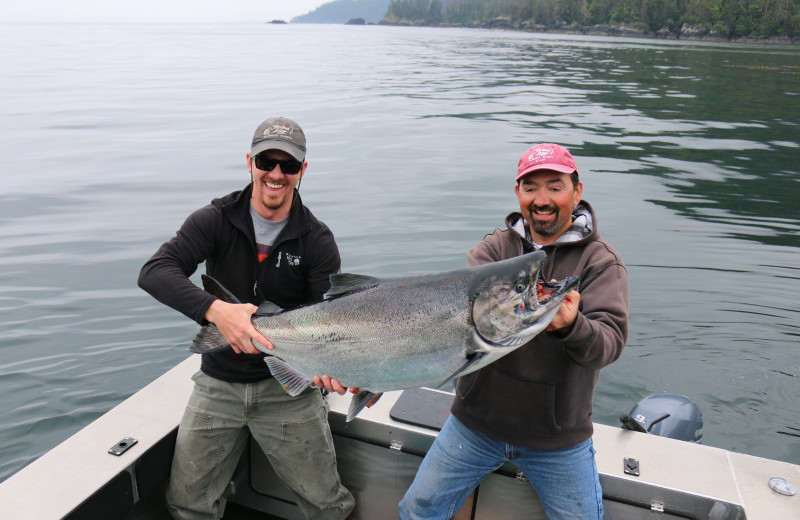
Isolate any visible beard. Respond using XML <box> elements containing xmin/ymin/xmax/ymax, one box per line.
<box><xmin>255</xmin><ymin>181</ymin><xmax>294</xmax><ymax>211</ymax></box>
<box><xmin>527</xmin><ymin>206</ymin><xmax>562</xmax><ymax>237</ymax></box>
<box><xmin>261</xmin><ymin>194</ymin><xmax>288</xmax><ymax>210</ymax></box>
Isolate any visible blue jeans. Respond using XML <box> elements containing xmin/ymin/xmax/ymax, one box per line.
<box><xmin>399</xmin><ymin>415</ymin><xmax>603</xmax><ymax>520</ymax></box>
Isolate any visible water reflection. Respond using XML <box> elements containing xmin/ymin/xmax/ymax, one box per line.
<box><xmin>418</xmin><ymin>35</ymin><xmax>800</xmax><ymax>247</ymax></box>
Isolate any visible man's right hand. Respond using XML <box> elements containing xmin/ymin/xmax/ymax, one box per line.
<box><xmin>204</xmin><ymin>300</ymin><xmax>273</xmax><ymax>354</ymax></box>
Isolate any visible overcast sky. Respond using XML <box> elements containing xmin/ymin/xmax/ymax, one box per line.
<box><xmin>2</xmin><ymin>0</ymin><xmax>332</xmax><ymax>23</ymax></box>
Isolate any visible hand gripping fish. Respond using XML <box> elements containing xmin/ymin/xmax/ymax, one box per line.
<box><xmin>190</xmin><ymin>251</ymin><xmax>579</xmax><ymax>421</ymax></box>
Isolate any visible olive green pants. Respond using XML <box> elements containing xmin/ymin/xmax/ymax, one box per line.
<box><xmin>166</xmin><ymin>371</ymin><xmax>354</xmax><ymax>520</ymax></box>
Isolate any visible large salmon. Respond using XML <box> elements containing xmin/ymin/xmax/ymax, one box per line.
<box><xmin>190</xmin><ymin>251</ymin><xmax>579</xmax><ymax>421</ymax></box>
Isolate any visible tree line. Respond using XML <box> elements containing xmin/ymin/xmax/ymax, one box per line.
<box><xmin>385</xmin><ymin>0</ymin><xmax>800</xmax><ymax>38</ymax></box>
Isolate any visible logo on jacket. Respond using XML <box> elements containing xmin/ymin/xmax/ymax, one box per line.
<box><xmin>275</xmin><ymin>252</ymin><xmax>301</xmax><ymax>268</ymax></box>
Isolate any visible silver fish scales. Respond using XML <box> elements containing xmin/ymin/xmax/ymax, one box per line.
<box><xmin>191</xmin><ymin>251</ymin><xmax>578</xmax><ymax>421</ymax></box>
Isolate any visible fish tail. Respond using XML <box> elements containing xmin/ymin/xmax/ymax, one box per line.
<box><xmin>189</xmin><ymin>324</ymin><xmax>231</xmax><ymax>354</ymax></box>
<box><xmin>201</xmin><ymin>275</ymin><xmax>241</xmax><ymax>304</ymax></box>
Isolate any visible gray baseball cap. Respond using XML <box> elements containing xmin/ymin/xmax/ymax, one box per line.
<box><xmin>250</xmin><ymin>117</ymin><xmax>306</xmax><ymax>162</ymax></box>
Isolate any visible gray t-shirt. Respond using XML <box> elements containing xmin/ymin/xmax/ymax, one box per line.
<box><xmin>250</xmin><ymin>204</ymin><xmax>288</xmax><ymax>263</ymax></box>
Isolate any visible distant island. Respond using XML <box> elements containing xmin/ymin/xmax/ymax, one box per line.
<box><xmin>292</xmin><ymin>0</ymin><xmax>392</xmax><ymax>24</ymax></box>
<box><xmin>290</xmin><ymin>0</ymin><xmax>799</xmax><ymax>43</ymax></box>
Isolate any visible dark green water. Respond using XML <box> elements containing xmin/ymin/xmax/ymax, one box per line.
<box><xmin>0</xmin><ymin>23</ymin><xmax>798</xmax><ymax>482</ymax></box>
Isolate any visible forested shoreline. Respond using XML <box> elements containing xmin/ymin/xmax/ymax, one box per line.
<box><xmin>380</xmin><ymin>0</ymin><xmax>800</xmax><ymax>42</ymax></box>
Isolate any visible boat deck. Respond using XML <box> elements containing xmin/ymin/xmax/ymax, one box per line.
<box><xmin>1</xmin><ymin>355</ymin><xmax>798</xmax><ymax>519</ymax></box>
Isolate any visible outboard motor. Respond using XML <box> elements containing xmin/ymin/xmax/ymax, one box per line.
<box><xmin>620</xmin><ymin>393</ymin><xmax>703</xmax><ymax>443</ymax></box>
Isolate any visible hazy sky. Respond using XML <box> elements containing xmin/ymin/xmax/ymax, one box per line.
<box><xmin>2</xmin><ymin>0</ymin><xmax>332</xmax><ymax>23</ymax></box>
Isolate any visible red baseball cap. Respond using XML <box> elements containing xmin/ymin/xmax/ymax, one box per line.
<box><xmin>516</xmin><ymin>143</ymin><xmax>578</xmax><ymax>182</ymax></box>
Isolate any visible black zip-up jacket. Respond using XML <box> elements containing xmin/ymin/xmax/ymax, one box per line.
<box><xmin>138</xmin><ymin>185</ymin><xmax>340</xmax><ymax>382</ymax></box>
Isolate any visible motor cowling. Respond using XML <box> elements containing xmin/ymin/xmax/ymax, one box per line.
<box><xmin>620</xmin><ymin>393</ymin><xmax>703</xmax><ymax>443</ymax></box>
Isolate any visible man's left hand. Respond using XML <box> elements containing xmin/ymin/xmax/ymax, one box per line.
<box><xmin>314</xmin><ymin>374</ymin><xmax>359</xmax><ymax>395</ymax></box>
<box><xmin>546</xmin><ymin>289</ymin><xmax>580</xmax><ymax>335</ymax></box>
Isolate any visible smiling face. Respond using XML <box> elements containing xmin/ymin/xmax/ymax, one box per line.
<box><xmin>515</xmin><ymin>170</ymin><xmax>582</xmax><ymax>245</ymax></box>
<box><xmin>247</xmin><ymin>149</ymin><xmax>306</xmax><ymax>221</ymax></box>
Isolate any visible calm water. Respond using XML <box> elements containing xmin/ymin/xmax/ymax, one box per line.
<box><xmin>1</xmin><ymin>23</ymin><xmax>799</xmax><ymax>482</ymax></box>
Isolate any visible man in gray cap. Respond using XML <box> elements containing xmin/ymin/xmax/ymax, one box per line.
<box><xmin>139</xmin><ymin>117</ymin><xmax>355</xmax><ymax>520</ymax></box>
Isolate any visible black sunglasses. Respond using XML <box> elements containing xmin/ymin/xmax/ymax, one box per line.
<box><xmin>253</xmin><ymin>155</ymin><xmax>303</xmax><ymax>175</ymax></box>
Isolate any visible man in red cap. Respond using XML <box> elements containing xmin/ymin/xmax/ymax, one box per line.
<box><xmin>400</xmin><ymin>143</ymin><xmax>629</xmax><ymax>519</ymax></box>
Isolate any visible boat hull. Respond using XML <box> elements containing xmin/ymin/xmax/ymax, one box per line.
<box><xmin>1</xmin><ymin>355</ymin><xmax>798</xmax><ymax>519</ymax></box>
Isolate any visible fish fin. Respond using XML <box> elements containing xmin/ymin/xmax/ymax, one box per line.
<box><xmin>438</xmin><ymin>352</ymin><xmax>487</xmax><ymax>385</ymax></box>
<box><xmin>265</xmin><ymin>357</ymin><xmax>312</xmax><ymax>397</ymax></box>
<box><xmin>346</xmin><ymin>390</ymin><xmax>376</xmax><ymax>422</ymax></box>
<box><xmin>190</xmin><ymin>324</ymin><xmax>232</xmax><ymax>354</ymax></box>
<box><xmin>201</xmin><ymin>275</ymin><xmax>241</xmax><ymax>304</ymax></box>
<box><xmin>256</xmin><ymin>301</ymin><xmax>284</xmax><ymax>316</ymax></box>
<box><xmin>324</xmin><ymin>273</ymin><xmax>381</xmax><ymax>299</ymax></box>
<box><xmin>432</xmin><ymin>378</ymin><xmax>457</xmax><ymax>392</ymax></box>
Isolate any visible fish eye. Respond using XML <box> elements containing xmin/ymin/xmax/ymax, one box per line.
<box><xmin>514</xmin><ymin>280</ymin><xmax>527</xmax><ymax>293</ymax></box>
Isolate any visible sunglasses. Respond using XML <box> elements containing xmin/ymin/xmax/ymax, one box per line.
<box><xmin>253</xmin><ymin>154</ymin><xmax>303</xmax><ymax>175</ymax></box>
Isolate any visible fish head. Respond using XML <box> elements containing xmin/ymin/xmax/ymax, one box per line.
<box><xmin>471</xmin><ymin>251</ymin><xmax>579</xmax><ymax>347</ymax></box>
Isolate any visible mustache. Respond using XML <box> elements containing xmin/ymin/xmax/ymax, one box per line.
<box><xmin>530</xmin><ymin>204</ymin><xmax>557</xmax><ymax>213</ymax></box>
